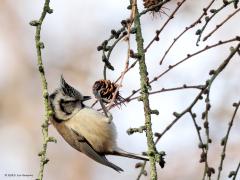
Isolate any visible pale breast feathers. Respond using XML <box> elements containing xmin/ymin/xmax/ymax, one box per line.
<box><xmin>65</xmin><ymin>108</ymin><xmax>117</xmax><ymax>153</ymax></box>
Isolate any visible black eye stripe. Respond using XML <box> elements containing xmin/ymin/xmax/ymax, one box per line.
<box><xmin>60</xmin><ymin>99</ymin><xmax>78</xmax><ymax>104</ymax></box>
<box><xmin>59</xmin><ymin>100</ymin><xmax>71</xmax><ymax>115</ymax></box>
<box><xmin>59</xmin><ymin>99</ymin><xmax>79</xmax><ymax>115</ymax></box>
<box><xmin>49</xmin><ymin>91</ymin><xmax>57</xmax><ymax>100</ymax></box>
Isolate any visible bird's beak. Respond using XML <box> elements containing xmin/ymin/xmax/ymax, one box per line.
<box><xmin>83</xmin><ymin>96</ymin><xmax>91</xmax><ymax>101</ymax></box>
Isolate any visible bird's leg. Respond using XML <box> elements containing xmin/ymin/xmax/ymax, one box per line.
<box><xmin>106</xmin><ymin>112</ymin><xmax>113</xmax><ymax>124</ymax></box>
<box><xmin>93</xmin><ymin>91</ymin><xmax>109</xmax><ymax>117</ymax></box>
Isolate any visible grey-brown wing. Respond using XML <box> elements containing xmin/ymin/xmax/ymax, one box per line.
<box><xmin>71</xmin><ymin>128</ymin><xmax>123</xmax><ymax>172</ymax></box>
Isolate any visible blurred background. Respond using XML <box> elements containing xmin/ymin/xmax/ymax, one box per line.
<box><xmin>0</xmin><ymin>0</ymin><xmax>240</xmax><ymax>179</ymax></box>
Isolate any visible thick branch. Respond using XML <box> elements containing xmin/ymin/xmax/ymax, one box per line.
<box><xmin>134</xmin><ymin>2</ymin><xmax>158</xmax><ymax>180</ymax></box>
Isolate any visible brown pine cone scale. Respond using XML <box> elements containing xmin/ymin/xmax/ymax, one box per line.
<box><xmin>92</xmin><ymin>80</ymin><xmax>124</xmax><ymax>104</ymax></box>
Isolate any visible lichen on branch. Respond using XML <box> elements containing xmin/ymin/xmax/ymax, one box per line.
<box><xmin>30</xmin><ymin>0</ymin><xmax>56</xmax><ymax>180</ymax></box>
<box><xmin>134</xmin><ymin>2</ymin><xmax>158</xmax><ymax>180</ymax></box>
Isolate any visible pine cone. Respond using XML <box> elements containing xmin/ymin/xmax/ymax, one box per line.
<box><xmin>143</xmin><ymin>0</ymin><xmax>163</xmax><ymax>13</ymax></box>
<box><xmin>92</xmin><ymin>80</ymin><xmax>124</xmax><ymax>105</ymax></box>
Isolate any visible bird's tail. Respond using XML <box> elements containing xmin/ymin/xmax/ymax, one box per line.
<box><xmin>105</xmin><ymin>159</ymin><xmax>124</xmax><ymax>172</ymax></box>
<box><xmin>109</xmin><ymin>148</ymin><xmax>149</xmax><ymax>161</ymax></box>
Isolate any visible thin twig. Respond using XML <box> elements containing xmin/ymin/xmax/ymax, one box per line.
<box><xmin>151</xmin><ymin>37</ymin><xmax>239</xmax><ymax>87</ymax></box>
<box><xmin>231</xmin><ymin>161</ymin><xmax>240</xmax><ymax>180</ymax></box>
<box><xmin>189</xmin><ymin>110</ymin><xmax>210</xmax><ymax>176</ymax></box>
<box><xmin>156</xmin><ymin>87</ymin><xmax>206</xmax><ymax>144</ymax></box>
<box><xmin>201</xmin><ymin>43</ymin><xmax>240</xmax><ymax>180</ymax></box>
<box><xmin>122</xmin><ymin>37</ymin><xmax>240</xmax><ymax>104</ymax></box>
<box><xmin>141</xmin><ymin>44</ymin><xmax>240</xmax><ymax>178</ymax></box>
<box><xmin>103</xmin><ymin>32</ymin><xmax>126</xmax><ymax>79</ymax></box>
<box><xmin>217</xmin><ymin>101</ymin><xmax>240</xmax><ymax>180</ymax></box>
<box><xmin>135</xmin><ymin>47</ymin><xmax>240</xmax><ymax>179</ymax></box>
<box><xmin>196</xmin><ymin>0</ymin><xmax>236</xmax><ymax>46</ymax></box>
<box><xmin>127</xmin><ymin>85</ymin><xmax>204</xmax><ymax>102</ymax></box>
<box><xmin>114</xmin><ymin>59</ymin><xmax>138</xmax><ymax>83</ymax></box>
<box><xmin>202</xmin><ymin>92</ymin><xmax>212</xmax><ymax>180</ymax></box>
<box><xmin>107</xmin><ymin>0</ymin><xmax>137</xmax><ymax>110</ymax></box>
<box><xmin>155</xmin><ymin>42</ymin><xmax>240</xmax><ymax>145</ymax></box>
<box><xmin>144</xmin><ymin>0</ymin><xmax>187</xmax><ymax>52</ymax></box>
<box><xmin>136</xmin><ymin>161</ymin><xmax>147</xmax><ymax>180</ymax></box>
<box><xmin>189</xmin><ymin>110</ymin><xmax>206</xmax><ymax>153</ymax></box>
<box><xmin>29</xmin><ymin>0</ymin><xmax>56</xmax><ymax>180</ymax></box>
<box><xmin>159</xmin><ymin>0</ymin><xmax>216</xmax><ymax>64</ymax></box>
<box><xmin>203</xmin><ymin>8</ymin><xmax>240</xmax><ymax>41</ymax></box>
<box><xmin>99</xmin><ymin>84</ymin><xmax>203</xmax><ymax>111</ymax></box>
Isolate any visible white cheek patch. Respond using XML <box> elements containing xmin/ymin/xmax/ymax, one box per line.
<box><xmin>51</xmin><ymin>93</ymin><xmax>74</xmax><ymax>121</ymax></box>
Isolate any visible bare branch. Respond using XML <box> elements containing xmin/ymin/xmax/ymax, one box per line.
<box><xmin>217</xmin><ymin>101</ymin><xmax>240</xmax><ymax>180</ymax></box>
<box><xmin>134</xmin><ymin>2</ymin><xmax>158</xmax><ymax>179</ymax></box>
<box><xmin>30</xmin><ymin>0</ymin><xmax>56</xmax><ymax>180</ymax></box>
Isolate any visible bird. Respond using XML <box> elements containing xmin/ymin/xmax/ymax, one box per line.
<box><xmin>49</xmin><ymin>75</ymin><xmax>149</xmax><ymax>172</ymax></box>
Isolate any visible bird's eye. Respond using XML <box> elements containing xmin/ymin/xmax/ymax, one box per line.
<box><xmin>60</xmin><ymin>99</ymin><xmax>77</xmax><ymax>115</ymax></box>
